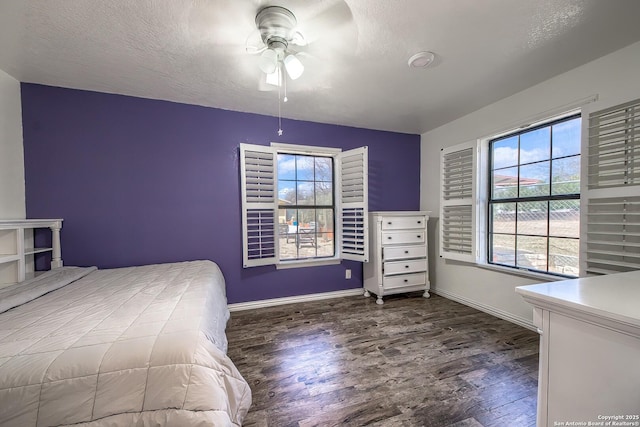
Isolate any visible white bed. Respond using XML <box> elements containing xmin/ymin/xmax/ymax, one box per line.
<box><xmin>0</xmin><ymin>260</ymin><xmax>251</xmax><ymax>427</ymax></box>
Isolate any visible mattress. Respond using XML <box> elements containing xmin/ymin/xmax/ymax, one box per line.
<box><xmin>0</xmin><ymin>260</ymin><xmax>251</xmax><ymax>427</ymax></box>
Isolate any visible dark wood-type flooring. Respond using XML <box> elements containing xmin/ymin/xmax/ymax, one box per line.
<box><xmin>226</xmin><ymin>293</ymin><xmax>539</xmax><ymax>427</ymax></box>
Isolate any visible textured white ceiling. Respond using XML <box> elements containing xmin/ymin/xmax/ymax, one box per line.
<box><xmin>1</xmin><ymin>0</ymin><xmax>640</xmax><ymax>134</ymax></box>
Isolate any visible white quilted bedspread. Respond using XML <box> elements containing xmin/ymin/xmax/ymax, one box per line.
<box><xmin>0</xmin><ymin>261</ymin><xmax>251</xmax><ymax>427</ymax></box>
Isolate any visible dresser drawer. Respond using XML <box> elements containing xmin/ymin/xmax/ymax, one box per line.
<box><xmin>384</xmin><ymin>245</ymin><xmax>427</xmax><ymax>261</ymax></box>
<box><xmin>383</xmin><ymin>272</ymin><xmax>427</xmax><ymax>289</ymax></box>
<box><xmin>384</xmin><ymin>259</ymin><xmax>427</xmax><ymax>275</ymax></box>
<box><xmin>381</xmin><ymin>230</ymin><xmax>425</xmax><ymax>245</ymax></box>
<box><xmin>381</xmin><ymin>215</ymin><xmax>426</xmax><ymax>230</ymax></box>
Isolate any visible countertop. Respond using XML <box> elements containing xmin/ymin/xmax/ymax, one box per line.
<box><xmin>516</xmin><ymin>270</ymin><xmax>640</xmax><ymax>329</ymax></box>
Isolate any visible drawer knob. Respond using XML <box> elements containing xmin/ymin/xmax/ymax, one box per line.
<box><xmin>417</xmin><ymin>221</ymin><xmax>422</xmax><ymax>224</ymax></box>
<box><xmin>405</xmin><ymin>265</ymin><xmax>409</xmax><ymax>268</ymax></box>
<box><xmin>404</xmin><ymin>250</ymin><xmax>409</xmax><ymax>254</ymax></box>
<box><xmin>387</xmin><ymin>237</ymin><xmax>392</xmax><ymax>240</ymax></box>
<box><xmin>404</xmin><ymin>279</ymin><xmax>408</xmax><ymax>283</ymax></box>
<box><xmin>417</xmin><ymin>235</ymin><xmax>421</xmax><ymax>238</ymax></box>
<box><xmin>387</xmin><ymin>221</ymin><xmax>392</xmax><ymax>225</ymax></box>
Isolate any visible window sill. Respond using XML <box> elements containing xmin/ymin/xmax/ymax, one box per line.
<box><xmin>276</xmin><ymin>258</ymin><xmax>341</xmax><ymax>270</ymax></box>
<box><xmin>476</xmin><ymin>262</ymin><xmax>570</xmax><ymax>282</ymax></box>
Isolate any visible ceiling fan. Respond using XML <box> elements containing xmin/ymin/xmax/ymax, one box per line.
<box><xmin>247</xmin><ymin>6</ymin><xmax>306</xmax><ymax>86</ymax></box>
<box><xmin>187</xmin><ymin>1</ymin><xmax>357</xmax><ymax>89</ymax></box>
<box><xmin>187</xmin><ymin>1</ymin><xmax>357</xmax><ymax>133</ymax></box>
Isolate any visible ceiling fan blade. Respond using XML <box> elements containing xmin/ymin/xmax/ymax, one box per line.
<box><xmin>245</xmin><ymin>29</ymin><xmax>266</xmax><ymax>54</ymax></box>
<box><xmin>187</xmin><ymin>0</ymin><xmax>260</xmax><ymax>49</ymax></box>
<box><xmin>289</xmin><ymin>31</ymin><xmax>307</xmax><ymax>47</ymax></box>
<box><xmin>294</xmin><ymin>0</ymin><xmax>355</xmax><ymax>46</ymax></box>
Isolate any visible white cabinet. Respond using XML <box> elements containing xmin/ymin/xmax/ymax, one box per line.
<box><xmin>363</xmin><ymin>211</ymin><xmax>430</xmax><ymax>304</ymax></box>
<box><xmin>0</xmin><ymin>219</ymin><xmax>63</xmax><ymax>287</ymax></box>
<box><xmin>517</xmin><ymin>272</ymin><xmax>640</xmax><ymax>427</ymax></box>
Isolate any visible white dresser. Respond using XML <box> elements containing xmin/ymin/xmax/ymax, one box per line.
<box><xmin>517</xmin><ymin>273</ymin><xmax>640</xmax><ymax>427</ymax></box>
<box><xmin>363</xmin><ymin>211</ymin><xmax>431</xmax><ymax>304</ymax></box>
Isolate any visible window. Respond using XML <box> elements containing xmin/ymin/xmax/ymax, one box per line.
<box><xmin>488</xmin><ymin>115</ymin><xmax>581</xmax><ymax>277</ymax></box>
<box><xmin>439</xmin><ymin>112</ymin><xmax>584</xmax><ymax>279</ymax></box>
<box><xmin>240</xmin><ymin>143</ymin><xmax>368</xmax><ymax>268</ymax></box>
<box><xmin>440</xmin><ymin>97</ymin><xmax>640</xmax><ymax>278</ymax></box>
<box><xmin>277</xmin><ymin>153</ymin><xmax>335</xmax><ymax>260</ymax></box>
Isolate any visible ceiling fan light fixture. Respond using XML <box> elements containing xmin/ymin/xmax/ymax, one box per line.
<box><xmin>283</xmin><ymin>54</ymin><xmax>304</xmax><ymax>80</ymax></box>
<box><xmin>259</xmin><ymin>48</ymin><xmax>278</xmax><ymax>74</ymax></box>
<box><xmin>265</xmin><ymin>67</ymin><xmax>282</xmax><ymax>86</ymax></box>
<box><xmin>408</xmin><ymin>51</ymin><xmax>436</xmax><ymax>68</ymax></box>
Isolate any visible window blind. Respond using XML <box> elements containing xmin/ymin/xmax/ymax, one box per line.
<box><xmin>585</xmin><ymin>196</ymin><xmax>640</xmax><ymax>274</ymax></box>
<box><xmin>240</xmin><ymin>144</ymin><xmax>277</xmax><ymax>267</ymax></box>
<box><xmin>588</xmin><ymin>98</ymin><xmax>640</xmax><ymax>189</ymax></box>
<box><xmin>440</xmin><ymin>141</ymin><xmax>477</xmax><ymax>262</ymax></box>
<box><xmin>585</xmin><ymin>97</ymin><xmax>640</xmax><ymax>274</ymax></box>
<box><xmin>338</xmin><ymin>147</ymin><xmax>369</xmax><ymax>262</ymax></box>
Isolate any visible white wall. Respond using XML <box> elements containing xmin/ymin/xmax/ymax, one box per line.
<box><xmin>0</xmin><ymin>69</ymin><xmax>25</xmax><ymax>219</ymax></box>
<box><xmin>421</xmin><ymin>40</ymin><xmax>640</xmax><ymax>328</ymax></box>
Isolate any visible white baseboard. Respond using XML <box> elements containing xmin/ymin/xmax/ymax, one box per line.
<box><xmin>228</xmin><ymin>287</ymin><xmax>537</xmax><ymax>333</ymax></box>
<box><xmin>228</xmin><ymin>288</ymin><xmax>364</xmax><ymax>312</ymax></box>
<box><xmin>432</xmin><ymin>288</ymin><xmax>536</xmax><ymax>332</ymax></box>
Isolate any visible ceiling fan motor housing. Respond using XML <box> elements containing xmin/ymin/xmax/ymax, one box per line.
<box><xmin>256</xmin><ymin>6</ymin><xmax>297</xmax><ymax>52</ymax></box>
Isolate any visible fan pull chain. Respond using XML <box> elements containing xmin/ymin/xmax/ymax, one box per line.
<box><xmin>277</xmin><ymin>65</ymin><xmax>283</xmax><ymax>136</ymax></box>
<box><xmin>283</xmin><ymin>70</ymin><xmax>288</xmax><ymax>103</ymax></box>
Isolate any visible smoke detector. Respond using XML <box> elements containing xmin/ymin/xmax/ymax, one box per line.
<box><xmin>408</xmin><ymin>51</ymin><xmax>436</xmax><ymax>68</ymax></box>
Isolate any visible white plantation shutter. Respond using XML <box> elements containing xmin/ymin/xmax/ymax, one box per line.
<box><xmin>240</xmin><ymin>144</ymin><xmax>277</xmax><ymax>267</ymax></box>
<box><xmin>338</xmin><ymin>146</ymin><xmax>369</xmax><ymax>262</ymax></box>
<box><xmin>585</xmin><ymin>196</ymin><xmax>640</xmax><ymax>274</ymax></box>
<box><xmin>587</xmin><ymin>98</ymin><xmax>640</xmax><ymax>189</ymax></box>
<box><xmin>440</xmin><ymin>141</ymin><xmax>477</xmax><ymax>262</ymax></box>
<box><xmin>585</xmin><ymin>98</ymin><xmax>640</xmax><ymax>275</ymax></box>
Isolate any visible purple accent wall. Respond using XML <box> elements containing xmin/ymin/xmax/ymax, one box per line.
<box><xmin>21</xmin><ymin>84</ymin><xmax>420</xmax><ymax>304</ymax></box>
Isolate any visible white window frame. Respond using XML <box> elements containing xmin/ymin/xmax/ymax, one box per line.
<box><xmin>485</xmin><ymin>113</ymin><xmax>582</xmax><ymax>278</ymax></box>
<box><xmin>440</xmin><ymin>97</ymin><xmax>598</xmax><ymax>281</ymax></box>
<box><xmin>240</xmin><ymin>142</ymin><xmax>369</xmax><ymax>269</ymax></box>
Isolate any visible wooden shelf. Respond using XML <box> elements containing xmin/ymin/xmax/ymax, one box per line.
<box><xmin>0</xmin><ymin>254</ymin><xmax>20</xmax><ymax>264</ymax></box>
<box><xmin>24</xmin><ymin>247</ymin><xmax>54</xmax><ymax>256</ymax></box>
